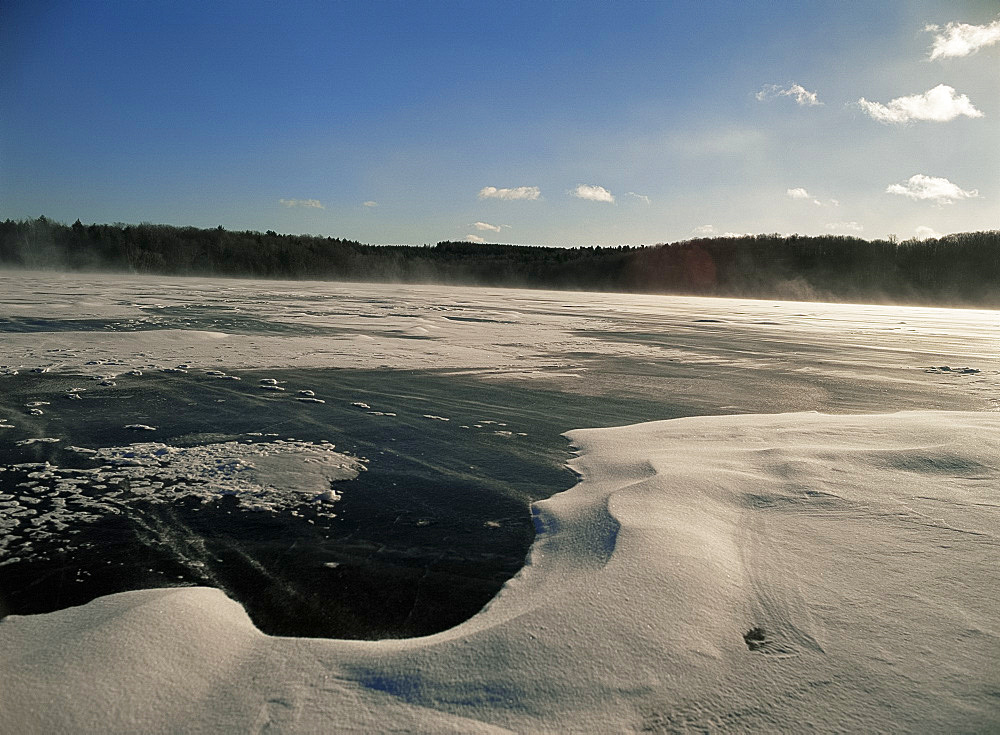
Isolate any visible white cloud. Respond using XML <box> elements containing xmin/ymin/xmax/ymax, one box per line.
<box><xmin>825</xmin><ymin>221</ymin><xmax>864</xmax><ymax>232</ymax></box>
<box><xmin>478</xmin><ymin>186</ymin><xmax>540</xmax><ymax>201</ymax></box>
<box><xmin>692</xmin><ymin>225</ymin><xmax>717</xmax><ymax>236</ymax></box>
<box><xmin>465</xmin><ymin>234</ymin><xmax>486</xmax><ymax>243</ymax></box>
<box><xmin>787</xmin><ymin>187</ymin><xmax>822</xmax><ymax>206</ymax></box>
<box><xmin>915</xmin><ymin>225</ymin><xmax>943</xmax><ymax>240</ymax></box>
<box><xmin>362</xmin><ymin>201</ymin><xmax>378</xmax><ymax>208</ymax></box>
<box><xmin>571</xmin><ymin>184</ymin><xmax>615</xmax><ymax>203</ymax></box>
<box><xmin>626</xmin><ymin>191</ymin><xmax>650</xmax><ymax>204</ymax></box>
<box><xmin>756</xmin><ymin>83</ymin><xmax>822</xmax><ymax>106</ymax></box>
<box><xmin>473</xmin><ymin>221</ymin><xmax>502</xmax><ymax>232</ymax></box>
<box><xmin>786</xmin><ymin>188</ymin><xmax>839</xmax><ymax>207</ymax></box>
<box><xmin>885</xmin><ymin>174</ymin><xmax>979</xmax><ymax>203</ymax></box>
<box><xmin>279</xmin><ymin>198</ymin><xmax>325</xmax><ymax>209</ymax></box>
<box><xmin>925</xmin><ymin>17</ymin><xmax>1000</xmax><ymax>59</ymax></box>
<box><xmin>857</xmin><ymin>84</ymin><xmax>983</xmax><ymax>124</ymax></box>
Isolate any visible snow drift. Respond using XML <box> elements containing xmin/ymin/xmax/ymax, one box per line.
<box><xmin>2</xmin><ymin>410</ymin><xmax>998</xmax><ymax>732</ymax></box>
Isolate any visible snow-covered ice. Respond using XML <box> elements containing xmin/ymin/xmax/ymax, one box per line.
<box><xmin>1</xmin><ymin>271</ymin><xmax>999</xmax><ymax>732</ymax></box>
<box><xmin>1</xmin><ymin>411</ymin><xmax>997</xmax><ymax>732</ymax></box>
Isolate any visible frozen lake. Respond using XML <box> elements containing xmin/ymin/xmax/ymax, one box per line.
<box><xmin>1</xmin><ymin>270</ymin><xmax>998</xmax><ymax>732</ymax></box>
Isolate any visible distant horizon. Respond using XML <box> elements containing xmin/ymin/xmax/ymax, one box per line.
<box><xmin>3</xmin><ymin>2</ymin><xmax>998</xmax><ymax>246</ymax></box>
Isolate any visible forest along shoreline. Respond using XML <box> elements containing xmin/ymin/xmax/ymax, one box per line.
<box><xmin>3</xmin><ymin>217</ymin><xmax>999</xmax><ymax>308</ymax></box>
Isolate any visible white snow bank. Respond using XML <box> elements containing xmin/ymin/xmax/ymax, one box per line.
<box><xmin>2</xmin><ymin>411</ymin><xmax>998</xmax><ymax>733</ymax></box>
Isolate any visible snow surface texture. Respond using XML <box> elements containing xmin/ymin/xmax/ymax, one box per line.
<box><xmin>1</xmin><ymin>271</ymin><xmax>998</xmax><ymax>377</ymax></box>
<box><xmin>0</xmin><ymin>440</ymin><xmax>361</xmax><ymax>563</ymax></box>
<box><xmin>2</xmin><ymin>411</ymin><xmax>998</xmax><ymax>733</ymax></box>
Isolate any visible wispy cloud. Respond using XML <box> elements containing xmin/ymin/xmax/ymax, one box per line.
<box><xmin>787</xmin><ymin>187</ymin><xmax>822</xmax><ymax>206</ymax></box>
<box><xmin>825</xmin><ymin>221</ymin><xmax>864</xmax><ymax>232</ymax></box>
<box><xmin>626</xmin><ymin>191</ymin><xmax>650</xmax><ymax>204</ymax></box>
<box><xmin>925</xmin><ymin>16</ymin><xmax>1000</xmax><ymax>59</ymax></box>
<box><xmin>362</xmin><ymin>201</ymin><xmax>378</xmax><ymax>208</ymax></box>
<box><xmin>465</xmin><ymin>234</ymin><xmax>486</xmax><ymax>243</ymax></box>
<box><xmin>473</xmin><ymin>221</ymin><xmax>503</xmax><ymax>232</ymax></box>
<box><xmin>756</xmin><ymin>83</ymin><xmax>822</xmax><ymax>106</ymax></box>
<box><xmin>886</xmin><ymin>174</ymin><xmax>979</xmax><ymax>203</ymax></box>
<box><xmin>478</xmin><ymin>186</ymin><xmax>540</xmax><ymax>201</ymax></box>
<box><xmin>915</xmin><ymin>225</ymin><xmax>942</xmax><ymax>240</ymax></box>
<box><xmin>571</xmin><ymin>184</ymin><xmax>615</xmax><ymax>203</ymax></box>
<box><xmin>279</xmin><ymin>198</ymin><xmax>325</xmax><ymax>209</ymax></box>
<box><xmin>692</xmin><ymin>225</ymin><xmax>717</xmax><ymax>236</ymax></box>
<box><xmin>787</xmin><ymin>187</ymin><xmax>838</xmax><ymax>207</ymax></box>
<box><xmin>857</xmin><ymin>84</ymin><xmax>983</xmax><ymax>124</ymax></box>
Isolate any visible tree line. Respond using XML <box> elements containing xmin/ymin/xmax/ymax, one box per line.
<box><xmin>1</xmin><ymin>217</ymin><xmax>997</xmax><ymax>307</ymax></box>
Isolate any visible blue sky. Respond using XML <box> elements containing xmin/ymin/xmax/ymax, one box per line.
<box><xmin>2</xmin><ymin>1</ymin><xmax>997</xmax><ymax>246</ymax></box>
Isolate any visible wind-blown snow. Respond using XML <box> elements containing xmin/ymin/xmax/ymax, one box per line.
<box><xmin>2</xmin><ymin>271</ymin><xmax>998</xmax><ymax>383</ymax></box>
<box><xmin>2</xmin><ymin>411</ymin><xmax>997</xmax><ymax>732</ymax></box>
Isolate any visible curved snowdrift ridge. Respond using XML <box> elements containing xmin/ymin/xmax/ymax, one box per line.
<box><xmin>2</xmin><ymin>411</ymin><xmax>998</xmax><ymax>732</ymax></box>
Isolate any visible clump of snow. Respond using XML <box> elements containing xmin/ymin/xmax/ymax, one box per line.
<box><xmin>1</xmin><ymin>411</ymin><xmax>997</xmax><ymax>732</ymax></box>
<box><xmin>0</xmin><ymin>439</ymin><xmax>363</xmax><ymax>566</ymax></box>
<box><xmin>89</xmin><ymin>439</ymin><xmax>361</xmax><ymax>510</ymax></box>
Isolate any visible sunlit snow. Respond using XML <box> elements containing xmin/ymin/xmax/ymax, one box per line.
<box><xmin>1</xmin><ymin>271</ymin><xmax>998</xmax><ymax>732</ymax></box>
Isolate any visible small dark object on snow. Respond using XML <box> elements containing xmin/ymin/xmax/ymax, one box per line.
<box><xmin>743</xmin><ymin>626</ymin><xmax>767</xmax><ymax>650</ymax></box>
